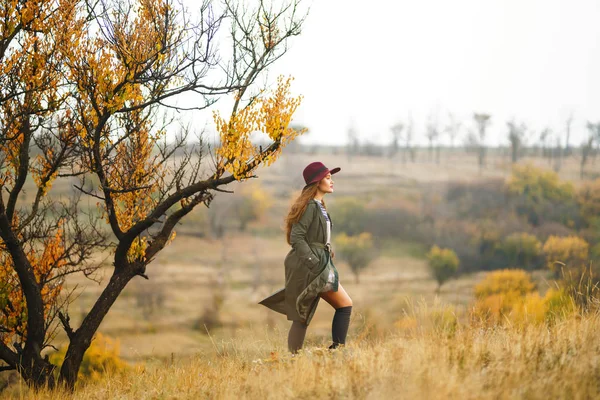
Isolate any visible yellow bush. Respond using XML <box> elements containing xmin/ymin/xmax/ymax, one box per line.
<box><xmin>49</xmin><ymin>332</ymin><xmax>128</xmax><ymax>383</ymax></box>
<box><xmin>510</xmin><ymin>292</ymin><xmax>546</xmax><ymax>327</ymax></box>
<box><xmin>542</xmin><ymin>235</ymin><xmax>589</xmax><ymax>273</ymax></box>
<box><xmin>471</xmin><ymin>270</ymin><xmax>578</xmax><ymax>327</ymax></box>
<box><xmin>474</xmin><ymin>269</ymin><xmax>536</xmax><ymax>298</ymax></box>
<box><xmin>507</xmin><ymin>163</ymin><xmax>574</xmax><ymax>201</ymax></box>
<box><xmin>473</xmin><ymin>269</ymin><xmax>535</xmax><ymax>326</ymax></box>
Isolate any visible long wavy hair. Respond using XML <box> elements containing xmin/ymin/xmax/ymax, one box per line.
<box><xmin>285</xmin><ymin>183</ymin><xmax>326</xmax><ymax>245</ymax></box>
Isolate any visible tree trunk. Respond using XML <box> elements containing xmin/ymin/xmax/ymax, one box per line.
<box><xmin>58</xmin><ymin>268</ymin><xmax>134</xmax><ymax>390</ymax></box>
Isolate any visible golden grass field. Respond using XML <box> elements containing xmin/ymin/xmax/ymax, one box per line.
<box><xmin>3</xmin><ymin>150</ymin><xmax>600</xmax><ymax>398</ymax></box>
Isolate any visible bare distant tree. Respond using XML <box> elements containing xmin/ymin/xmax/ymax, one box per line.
<box><xmin>564</xmin><ymin>114</ymin><xmax>574</xmax><ymax>157</ymax></box>
<box><xmin>538</xmin><ymin>127</ymin><xmax>552</xmax><ymax>162</ymax></box>
<box><xmin>445</xmin><ymin>113</ymin><xmax>462</xmax><ymax>149</ymax></box>
<box><xmin>507</xmin><ymin>119</ymin><xmax>527</xmax><ymax>164</ymax></box>
<box><xmin>553</xmin><ymin>135</ymin><xmax>563</xmax><ymax>172</ymax></box>
<box><xmin>425</xmin><ymin>113</ymin><xmax>440</xmax><ymax>163</ymax></box>
<box><xmin>347</xmin><ymin>123</ymin><xmax>360</xmax><ymax>161</ymax></box>
<box><xmin>389</xmin><ymin>122</ymin><xmax>404</xmax><ymax>159</ymax></box>
<box><xmin>583</xmin><ymin>122</ymin><xmax>600</xmax><ymax>177</ymax></box>
<box><xmin>473</xmin><ymin>113</ymin><xmax>491</xmax><ymax>172</ymax></box>
<box><xmin>402</xmin><ymin>114</ymin><xmax>416</xmax><ymax>163</ymax></box>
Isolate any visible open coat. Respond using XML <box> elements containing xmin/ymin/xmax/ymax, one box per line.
<box><xmin>259</xmin><ymin>200</ymin><xmax>338</xmax><ymax>325</ymax></box>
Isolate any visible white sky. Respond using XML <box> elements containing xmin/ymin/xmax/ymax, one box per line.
<box><xmin>181</xmin><ymin>0</ymin><xmax>600</xmax><ymax>147</ymax></box>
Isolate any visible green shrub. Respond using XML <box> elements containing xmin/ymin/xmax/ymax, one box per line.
<box><xmin>335</xmin><ymin>232</ymin><xmax>378</xmax><ymax>283</ymax></box>
<box><xmin>426</xmin><ymin>246</ymin><xmax>459</xmax><ymax>293</ymax></box>
<box><xmin>500</xmin><ymin>232</ymin><xmax>543</xmax><ymax>270</ymax></box>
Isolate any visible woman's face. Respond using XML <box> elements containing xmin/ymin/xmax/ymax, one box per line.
<box><xmin>317</xmin><ymin>173</ymin><xmax>334</xmax><ymax>194</ymax></box>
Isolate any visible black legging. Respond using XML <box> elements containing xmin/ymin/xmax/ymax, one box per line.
<box><xmin>287</xmin><ymin>306</ymin><xmax>352</xmax><ymax>353</ymax></box>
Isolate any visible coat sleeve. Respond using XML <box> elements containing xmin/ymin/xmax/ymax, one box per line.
<box><xmin>290</xmin><ymin>203</ymin><xmax>320</xmax><ymax>268</ymax></box>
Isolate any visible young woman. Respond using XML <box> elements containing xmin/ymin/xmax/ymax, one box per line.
<box><xmin>259</xmin><ymin>161</ymin><xmax>353</xmax><ymax>353</ymax></box>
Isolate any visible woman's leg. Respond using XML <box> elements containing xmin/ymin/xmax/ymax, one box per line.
<box><xmin>288</xmin><ymin>320</ymin><xmax>308</xmax><ymax>354</ymax></box>
<box><xmin>320</xmin><ymin>284</ymin><xmax>353</xmax><ymax>348</ymax></box>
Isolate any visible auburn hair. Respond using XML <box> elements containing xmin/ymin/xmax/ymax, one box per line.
<box><xmin>285</xmin><ymin>183</ymin><xmax>326</xmax><ymax>245</ymax></box>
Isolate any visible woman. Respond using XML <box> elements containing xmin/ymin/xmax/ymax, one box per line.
<box><xmin>259</xmin><ymin>161</ymin><xmax>353</xmax><ymax>353</ymax></box>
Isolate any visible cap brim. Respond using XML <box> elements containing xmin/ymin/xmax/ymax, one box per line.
<box><xmin>329</xmin><ymin>167</ymin><xmax>341</xmax><ymax>175</ymax></box>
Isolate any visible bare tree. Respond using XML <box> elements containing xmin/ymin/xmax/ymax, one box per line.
<box><xmin>538</xmin><ymin>127</ymin><xmax>552</xmax><ymax>162</ymax></box>
<box><xmin>346</xmin><ymin>123</ymin><xmax>360</xmax><ymax>161</ymax></box>
<box><xmin>564</xmin><ymin>114</ymin><xmax>574</xmax><ymax>157</ymax></box>
<box><xmin>582</xmin><ymin>122</ymin><xmax>600</xmax><ymax>178</ymax></box>
<box><xmin>445</xmin><ymin>113</ymin><xmax>462</xmax><ymax>149</ymax></box>
<box><xmin>404</xmin><ymin>114</ymin><xmax>416</xmax><ymax>163</ymax></box>
<box><xmin>0</xmin><ymin>0</ymin><xmax>306</xmax><ymax>390</ymax></box>
<box><xmin>472</xmin><ymin>113</ymin><xmax>491</xmax><ymax>172</ymax></box>
<box><xmin>425</xmin><ymin>113</ymin><xmax>440</xmax><ymax>163</ymax></box>
<box><xmin>507</xmin><ymin>119</ymin><xmax>527</xmax><ymax>164</ymax></box>
<box><xmin>389</xmin><ymin>122</ymin><xmax>404</xmax><ymax>159</ymax></box>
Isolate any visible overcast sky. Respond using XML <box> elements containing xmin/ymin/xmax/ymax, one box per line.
<box><xmin>184</xmin><ymin>0</ymin><xmax>600</xmax><ymax>147</ymax></box>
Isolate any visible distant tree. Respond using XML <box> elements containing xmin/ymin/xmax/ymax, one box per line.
<box><xmin>581</xmin><ymin>123</ymin><xmax>598</xmax><ymax>178</ymax></box>
<box><xmin>404</xmin><ymin>115</ymin><xmax>416</xmax><ymax>163</ymax></box>
<box><xmin>389</xmin><ymin>122</ymin><xmax>404</xmax><ymax>159</ymax></box>
<box><xmin>473</xmin><ymin>113</ymin><xmax>491</xmax><ymax>172</ymax></box>
<box><xmin>347</xmin><ymin>124</ymin><xmax>360</xmax><ymax>161</ymax></box>
<box><xmin>335</xmin><ymin>232</ymin><xmax>378</xmax><ymax>284</ymax></box>
<box><xmin>426</xmin><ymin>245</ymin><xmax>459</xmax><ymax>293</ymax></box>
<box><xmin>564</xmin><ymin>114</ymin><xmax>574</xmax><ymax>157</ymax></box>
<box><xmin>507</xmin><ymin>119</ymin><xmax>527</xmax><ymax>164</ymax></box>
<box><xmin>538</xmin><ymin>128</ymin><xmax>552</xmax><ymax>161</ymax></box>
<box><xmin>425</xmin><ymin>113</ymin><xmax>440</xmax><ymax>163</ymax></box>
<box><xmin>444</xmin><ymin>113</ymin><xmax>462</xmax><ymax>149</ymax></box>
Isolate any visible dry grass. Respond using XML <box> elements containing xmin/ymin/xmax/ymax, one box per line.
<box><xmin>6</xmin><ymin>305</ymin><xmax>600</xmax><ymax>399</ymax></box>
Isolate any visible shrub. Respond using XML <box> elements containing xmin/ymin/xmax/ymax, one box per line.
<box><xmin>471</xmin><ymin>269</ymin><xmax>579</xmax><ymax>326</ymax></box>
<box><xmin>335</xmin><ymin>232</ymin><xmax>378</xmax><ymax>283</ymax></box>
<box><xmin>474</xmin><ymin>269</ymin><xmax>536</xmax><ymax>299</ymax></box>
<box><xmin>506</xmin><ymin>163</ymin><xmax>577</xmax><ymax>226</ymax></box>
<box><xmin>426</xmin><ymin>246</ymin><xmax>459</xmax><ymax>293</ymax></box>
<box><xmin>577</xmin><ymin>178</ymin><xmax>600</xmax><ymax>228</ymax></box>
<box><xmin>499</xmin><ymin>232</ymin><xmax>543</xmax><ymax>270</ymax></box>
<box><xmin>542</xmin><ymin>235</ymin><xmax>589</xmax><ymax>276</ymax></box>
<box><xmin>332</xmin><ymin>197</ymin><xmax>368</xmax><ymax>236</ymax></box>
<box><xmin>49</xmin><ymin>333</ymin><xmax>128</xmax><ymax>383</ymax></box>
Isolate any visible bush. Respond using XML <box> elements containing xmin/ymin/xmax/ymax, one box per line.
<box><xmin>499</xmin><ymin>232</ymin><xmax>543</xmax><ymax>270</ymax></box>
<box><xmin>542</xmin><ymin>235</ymin><xmax>589</xmax><ymax>276</ymax></box>
<box><xmin>335</xmin><ymin>232</ymin><xmax>378</xmax><ymax>283</ymax></box>
<box><xmin>445</xmin><ymin>179</ymin><xmax>507</xmax><ymax>219</ymax></box>
<box><xmin>332</xmin><ymin>197</ymin><xmax>368</xmax><ymax>236</ymax></box>
<box><xmin>49</xmin><ymin>333</ymin><xmax>128</xmax><ymax>384</ymax></box>
<box><xmin>474</xmin><ymin>269</ymin><xmax>536</xmax><ymax>299</ymax></box>
<box><xmin>426</xmin><ymin>246</ymin><xmax>459</xmax><ymax>293</ymax></box>
<box><xmin>577</xmin><ymin>178</ymin><xmax>600</xmax><ymax>228</ymax></box>
<box><xmin>506</xmin><ymin>163</ymin><xmax>577</xmax><ymax>226</ymax></box>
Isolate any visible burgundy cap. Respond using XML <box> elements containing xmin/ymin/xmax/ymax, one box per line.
<box><xmin>302</xmin><ymin>161</ymin><xmax>341</xmax><ymax>187</ymax></box>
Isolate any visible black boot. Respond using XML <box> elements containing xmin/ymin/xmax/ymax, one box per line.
<box><xmin>329</xmin><ymin>306</ymin><xmax>352</xmax><ymax>349</ymax></box>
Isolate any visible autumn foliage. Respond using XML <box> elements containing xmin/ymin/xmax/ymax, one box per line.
<box><xmin>0</xmin><ymin>0</ymin><xmax>306</xmax><ymax>389</ymax></box>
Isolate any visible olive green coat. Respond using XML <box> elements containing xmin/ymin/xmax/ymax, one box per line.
<box><xmin>259</xmin><ymin>201</ymin><xmax>338</xmax><ymax>325</ymax></box>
